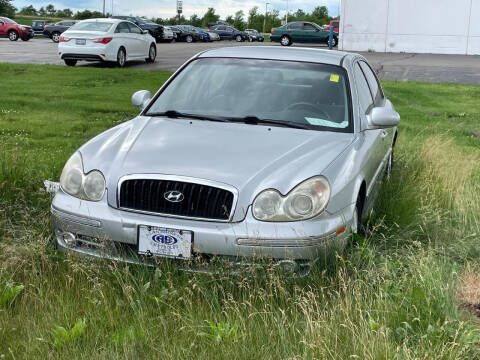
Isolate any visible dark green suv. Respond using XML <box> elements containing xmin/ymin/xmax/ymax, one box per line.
<box><xmin>270</xmin><ymin>21</ymin><xmax>338</xmax><ymax>47</ymax></box>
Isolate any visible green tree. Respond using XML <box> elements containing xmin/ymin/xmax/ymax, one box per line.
<box><xmin>225</xmin><ymin>15</ymin><xmax>233</xmax><ymax>25</ymax></box>
<box><xmin>38</xmin><ymin>7</ymin><xmax>47</xmax><ymax>17</ymax></box>
<box><xmin>0</xmin><ymin>0</ymin><xmax>16</xmax><ymax>17</ymax></box>
<box><xmin>56</xmin><ymin>8</ymin><xmax>73</xmax><ymax>18</ymax></box>
<box><xmin>247</xmin><ymin>6</ymin><xmax>263</xmax><ymax>32</ymax></box>
<box><xmin>233</xmin><ymin>10</ymin><xmax>245</xmax><ymax>30</ymax></box>
<box><xmin>45</xmin><ymin>4</ymin><xmax>56</xmax><ymax>16</ymax></box>
<box><xmin>201</xmin><ymin>7</ymin><xmax>219</xmax><ymax>28</ymax></box>
<box><xmin>19</xmin><ymin>5</ymin><xmax>38</xmax><ymax>16</ymax></box>
<box><xmin>189</xmin><ymin>14</ymin><xmax>201</xmax><ymax>27</ymax></box>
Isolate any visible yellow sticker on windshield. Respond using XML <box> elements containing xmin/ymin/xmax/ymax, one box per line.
<box><xmin>330</xmin><ymin>74</ymin><xmax>340</xmax><ymax>83</ymax></box>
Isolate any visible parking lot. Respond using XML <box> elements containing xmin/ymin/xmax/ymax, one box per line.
<box><xmin>1</xmin><ymin>37</ymin><xmax>480</xmax><ymax>84</ymax></box>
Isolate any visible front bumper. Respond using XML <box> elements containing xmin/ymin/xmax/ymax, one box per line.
<box><xmin>51</xmin><ymin>189</ymin><xmax>353</xmax><ymax>273</ymax></box>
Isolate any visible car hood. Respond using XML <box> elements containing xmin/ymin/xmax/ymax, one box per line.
<box><xmin>80</xmin><ymin>116</ymin><xmax>355</xmax><ymax>221</ymax></box>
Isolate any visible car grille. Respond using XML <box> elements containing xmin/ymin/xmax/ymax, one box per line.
<box><xmin>119</xmin><ymin>179</ymin><xmax>235</xmax><ymax>221</ymax></box>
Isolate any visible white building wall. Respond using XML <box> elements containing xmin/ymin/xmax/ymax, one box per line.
<box><xmin>339</xmin><ymin>0</ymin><xmax>480</xmax><ymax>55</ymax></box>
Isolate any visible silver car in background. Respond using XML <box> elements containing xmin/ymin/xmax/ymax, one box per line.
<box><xmin>51</xmin><ymin>47</ymin><xmax>399</xmax><ymax>276</ymax></box>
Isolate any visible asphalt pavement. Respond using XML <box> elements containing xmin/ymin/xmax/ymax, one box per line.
<box><xmin>1</xmin><ymin>38</ymin><xmax>480</xmax><ymax>84</ymax></box>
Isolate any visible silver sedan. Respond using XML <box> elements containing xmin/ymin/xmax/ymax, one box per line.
<box><xmin>51</xmin><ymin>46</ymin><xmax>399</xmax><ymax>276</ymax></box>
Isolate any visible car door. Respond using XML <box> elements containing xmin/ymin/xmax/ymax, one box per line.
<box><xmin>127</xmin><ymin>22</ymin><xmax>143</xmax><ymax>57</ymax></box>
<box><xmin>216</xmin><ymin>25</ymin><xmax>228</xmax><ymax>39</ymax></box>
<box><xmin>302</xmin><ymin>22</ymin><xmax>323</xmax><ymax>43</ymax></box>
<box><xmin>114</xmin><ymin>22</ymin><xmax>132</xmax><ymax>55</ymax></box>
<box><xmin>0</xmin><ymin>19</ymin><xmax>6</xmax><ymax>36</ymax></box>
<box><xmin>286</xmin><ymin>22</ymin><xmax>302</xmax><ymax>42</ymax></box>
<box><xmin>359</xmin><ymin>61</ymin><xmax>393</xmax><ymax>159</ymax></box>
<box><xmin>353</xmin><ymin>61</ymin><xmax>385</xmax><ymax>199</ymax></box>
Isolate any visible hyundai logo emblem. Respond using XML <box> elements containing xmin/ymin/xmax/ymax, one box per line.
<box><xmin>164</xmin><ymin>190</ymin><xmax>184</xmax><ymax>203</ymax></box>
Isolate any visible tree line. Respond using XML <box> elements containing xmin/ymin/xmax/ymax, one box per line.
<box><xmin>2</xmin><ymin>2</ymin><xmax>336</xmax><ymax>32</ymax></box>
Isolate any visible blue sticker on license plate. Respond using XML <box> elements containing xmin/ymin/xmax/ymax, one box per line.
<box><xmin>76</xmin><ymin>39</ymin><xmax>86</xmax><ymax>45</ymax></box>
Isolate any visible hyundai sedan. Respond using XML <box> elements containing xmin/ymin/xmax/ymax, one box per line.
<box><xmin>51</xmin><ymin>47</ymin><xmax>399</xmax><ymax>276</ymax></box>
<box><xmin>58</xmin><ymin>18</ymin><xmax>157</xmax><ymax>67</ymax></box>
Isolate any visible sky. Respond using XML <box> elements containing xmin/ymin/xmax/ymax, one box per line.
<box><xmin>12</xmin><ymin>0</ymin><xmax>341</xmax><ymax>19</ymax></box>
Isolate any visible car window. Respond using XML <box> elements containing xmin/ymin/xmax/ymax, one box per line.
<box><xmin>70</xmin><ymin>22</ymin><xmax>114</xmax><ymax>32</ymax></box>
<box><xmin>128</xmin><ymin>23</ymin><xmax>142</xmax><ymax>34</ymax></box>
<box><xmin>287</xmin><ymin>22</ymin><xmax>301</xmax><ymax>30</ymax></box>
<box><xmin>359</xmin><ymin>61</ymin><xmax>384</xmax><ymax>103</ymax></box>
<box><xmin>333</xmin><ymin>21</ymin><xmax>339</xmax><ymax>27</ymax></box>
<box><xmin>115</xmin><ymin>22</ymin><xmax>130</xmax><ymax>33</ymax></box>
<box><xmin>354</xmin><ymin>62</ymin><xmax>374</xmax><ymax>114</ymax></box>
<box><xmin>146</xmin><ymin>58</ymin><xmax>352</xmax><ymax>133</ymax></box>
<box><xmin>303</xmin><ymin>23</ymin><xmax>317</xmax><ymax>31</ymax></box>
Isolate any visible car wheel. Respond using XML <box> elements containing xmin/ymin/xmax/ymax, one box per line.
<box><xmin>280</xmin><ymin>35</ymin><xmax>291</xmax><ymax>46</ymax></box>
<box><xmin>236</xmin><ymin>35</ymin><xmax>243</xmax><ymax>42</ymax></box>
<box><xmin>146</xmin><ymin>44</ymin><xmax>156</xmax><ymax>63</ymax></box>
<box><xmin>351</xmin><ymin>206</ymin><xmax>359</xmax><ymax>234</ymax></box>
<box><xmin>64</xmin><ymin>59</ymin><xmax>77</xmax><ymax>67</ymax></box>
<box><xmin>117</xmin><ymin>48</ymin><xmax>126</xmax><ymax>68</ymax></box>
<box><xmin>51</xmin><ymin>32</ymin><xmax>60</xmax><ymax>43</ymax></box>
<box><xmin>385</xmin><ymin>149</ymin><xmax>394</xmax><ymax>178</ymax></box>
<box><xmin>326</xmin><ymin>36</ymin><xmax>338</xmax><ymax>47</ymax></box>
<box><xmin>8</xmin><ymin>30</ymin><xmax>18</xmax><ymax>41</ymax></box>
<box><xmin>186</xmin><ymin>35</ymin><xmax>193</xmax><ymax>43</ymax></box>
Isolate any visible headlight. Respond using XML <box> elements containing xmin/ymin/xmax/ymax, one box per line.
<box><xmin>252</xmin><ymin>176</ymin><xmax>330</xmax><ymax>222</ymax></box>
<box><xmin>60</xmin><ymin>152</ymin><xmax>106</xmax><ymax>201</ymax></box>
<box><xmin>20</xmin><ymin>26</ymin><xmax>26</xmax><ymax>30</ymax></box>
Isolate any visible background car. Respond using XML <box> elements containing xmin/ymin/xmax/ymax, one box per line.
<box><xmin>177</xmin><ymin>25</ymin><xmax>205</xmax><ymax>42</ymax></box>
<box><xmin>169</xmin><ymin>26</ymin><xmax>199</xmax><ymax>43</ymax></box>
<box><xmin>58</xmin><ymin>19</ymin><xmax>157</xmax><ymax>67</ymax></box>
<box><xmin>209</xmin><ymin>25</ymin><xmax>247</xmax><ymax>42</ymax></box>
<box><xmin>111</xmin><ymin>16</ymin><xmax>164</xmax><ymax>43</ymax></box>
<box><xmin>0</xmin><ymin>17</ymin><xmax>34</xmax><ymax>41</ymax></box>
<box><xmin>324</xmin><ymin>20</ymin><xmax>340</xmax><ymax>33</ymax></box>
<box><xmin>207</xmin><ymin>31</ymin><xmax>220</xmax><ymax>41</ymax></box>
<box><xmin>43</xmin><ymin>20</ymin><xmax>78</xmax><ymax>43</ymax></box>
<box><xmin>271</xmin><ymin>21</ymin><xmax>338</xmax><ymax>47</ymax></box>
<box><xmin>31</xmin><ymin>19</ymin><xmax>48</xmax><ymax>34</ymax></box>
<box><xmin>245</xmin><ymin>29</ymin><xmax>264</xmax><ymax>42</ymax></box>
<box><xmin>161</xmin><ymin>26</ymin><xmax>174</xmax><ymax>42</ymax></box>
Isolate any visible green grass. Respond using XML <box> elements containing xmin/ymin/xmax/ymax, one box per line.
<box><xmin>1</xmin><ymin>63</ymin><xmax>480</xmax><ymax>359</ymax></box>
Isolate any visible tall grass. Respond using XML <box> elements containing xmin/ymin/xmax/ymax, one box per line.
<box><xmin>1</xmin><ymin>64</ymin><xmax>480</xmax><ymax>358</ymax></box>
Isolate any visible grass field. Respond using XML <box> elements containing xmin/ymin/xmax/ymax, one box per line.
<box><xmin>13</xmin><ymin>15</ymin><xmax>63</xmax><ymax>26</ymax></box>
<box><xmin>1</xmin><ymin>63</ymin><xmax>480</xmax><ymax>359</ymax></box>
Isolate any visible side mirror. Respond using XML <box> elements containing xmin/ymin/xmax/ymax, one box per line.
<box><xmin>367</xmin><ymin>106</ymin><xmax>400</xmax><ymax>129</ymax></box>
<box><xmin>131</xmin><ymin>90</ymin><xmax>152</xmax><ymax>111</ymax></box>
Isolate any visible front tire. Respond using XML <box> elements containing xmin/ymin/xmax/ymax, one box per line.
<box><xmin>8</xmin><ymin>30</ymin><xmax>18</xmax><ymax>41</ymax></box>
<box><xmin>64</xmin><ymin>59</ymin><xmax>77</xmax><ymax>67</ymax></box>
<box><xmin>146</xmin><ymin>44</ymin><xmax>156</xmax><ymax>63</ymax></box>
<box><xmin>51</xmin><ymin>32</ymin><xmax>60</xmax><ymax>43</ymax></box>
<box><xmin>117</xmin><ymin>48</ymin><xmax>126</xmax><ymax>68</ymax></box>
<box><xmin>280</xmin><ymin>35</ymin><xmax>291</xmax><ymax>46</ymax></box>
<box><xmin>186</xmin><ymin>35</ymin><xmax>193</xmax><ymax>43</ymax></box>
<box><xmin>236</xmin><ymin>35</ymin><xmax>243</xmax><ymax>42</ymax></box>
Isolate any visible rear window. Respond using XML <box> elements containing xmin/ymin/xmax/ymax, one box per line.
<box><xmin>70</xmin><ymin>22</ymin><xmax>113</xmax><ymax>32</ymax></box>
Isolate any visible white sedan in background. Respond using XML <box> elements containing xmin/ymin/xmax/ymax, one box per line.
<box><xmin>58</xmin><ymin>18</ymin><xmax>157</xmax><ymax>67</ymax></box>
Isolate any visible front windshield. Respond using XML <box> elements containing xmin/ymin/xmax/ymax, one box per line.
<box><xmin>70</xmin><ymin>22</ymin><xmax>113</xmax><ymax>32</ymax></box>
<box><xmin>146</xmin><ymin>58</ymin><xmax>352</xmax><ymax>132</ymax></box>
<box><xmin>2</xmin><ymin>17</ymin><xmax>17</xmax><ymax>24</ymax></box>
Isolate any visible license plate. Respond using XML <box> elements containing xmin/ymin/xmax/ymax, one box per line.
<box><xmin>76</xmin><ymin>39</ymin><xmax>86</xmax><ymax>45</ymax></box>
<box><xmin>138</xmin><ymin>226</ymin><xmax>192</xmax><ymax>259</ymax></box>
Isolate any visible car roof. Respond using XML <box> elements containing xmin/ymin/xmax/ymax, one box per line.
<box><xmin>198</xmin><ymin>46</ymin><xmax>351</xmax><ymax>66</ymax></box>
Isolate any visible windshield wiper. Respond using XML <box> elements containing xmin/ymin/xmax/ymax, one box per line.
<box><xmin>147</xmin><ymin>110</ymin><xmax>230</xmax><ymax>123</ymax></box>
<box><xmin>229</xmin><ymin>116</ymin><xmax>312</xmax><ymax>130</ymax></box>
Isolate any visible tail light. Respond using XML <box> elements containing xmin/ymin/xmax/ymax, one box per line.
<box><xmin>93</xmin><ymin>37</ymin><xmax>113</xmax><ymax>44</ymax></box>
<box><xmin>271</xmin><ymin>29</ymin><xmax>275</xmax><ymax>34</ymax></box>
<box><xmin>59</xmin><ymin>36</ymin><xmax>71</xmax><ymax>42</ymax></box>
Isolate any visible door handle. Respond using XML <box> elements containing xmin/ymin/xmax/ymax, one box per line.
<box><xmin>380</xmin><ymin>130</ymin><xmax>388</xmax><ymax>139</ymax></box>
